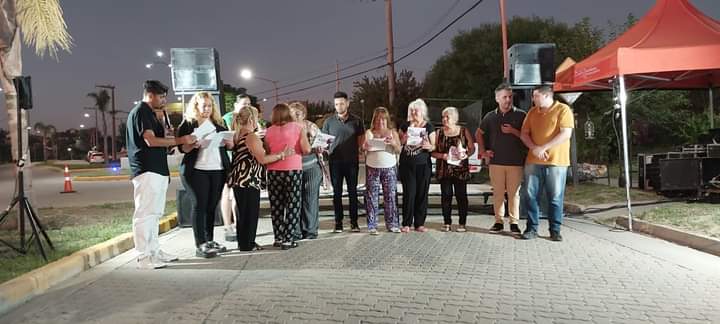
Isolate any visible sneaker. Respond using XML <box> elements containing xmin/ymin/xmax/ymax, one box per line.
<box><xmin>333</xmin><ymin>224</ymin><xmax>344</xmax><ymax>233</ymax></box>
<box><xmin>521</xmin><ymin>231</ymin><xmax>538</xmax><ymax>240</ymax></box>
<box><xmin>455</xmin><ymin>225</ymin><xmax>467</xmax><ymax>233</ymax></box>
<box><xmin>441</xmin><ymin>224</ymin><xmax>451</xmax><ymax>232</ymax></box>
<box><xmin>351</xmin><ymin>224</ymin><xmax>361</xmax><ymax>232</ymax></box>
<box><xmin>281</xmin><ymin>241</ymin><xmax>299</xmax><ymax>250</ymax></box>
<box><xmin>155</xmin><ymin>249</ymin><xmax>179</xmax><ymax>262</ymax></box>
<box><xmin>390</xmin><ymin>227</ymin><xmax>401</xmax><ymax>233</ymax></box>
<box><xmin>400</xmin><ymin>226</ymin><xmax>411</xmax><ymax>233</ymax></box>
<box><xmin>196</xmin><ymin>243</ymin><xmax>218</xmax><ymax>258</ymax></box>
<box><xmin>207</xmin><ymin>241</ymin><xmax>228</xmax><ymax>253</ymax></box>
<box><xmin>510</xmin><ymin>224</ymin><xmax>522</xmax><ymax>235</ymax></box>
<box><xmin>137</xmin><ymin>256</ymin><xmax>167</xmax><ymax>270</ymax></box>
<box><xmin>489</xmin><ymin>223</ymin><xmax>504</xmax><ymax>233</ymax></box>
<box><xmin>368</xmin><ymin>228</ymin><xmax>378</xmax><ymax>235</ymax></box>
<box><xmin>415</xmin><ymin>226</ymin><xmax>428</xmax><ymax>233</ymax></box>
<box><xmin>273</xmin><ymin>241</ymin><xmax>282</xmax><ymax>248</ymax></box>
<box><xmin>224</xmin><ymin>228</ymin><xmax>237</xmax><ymax>242</ymax></box>
<box><xmin>550</xmin><ymin>231</ymin><xmax>563</xmax><ymax>242</ymax></box>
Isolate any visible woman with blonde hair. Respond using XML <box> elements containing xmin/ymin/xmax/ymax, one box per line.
<box><xmin>362</xmin><ymin>107</ymin><xmax>401</xmax><ymax>234</ymax></box>
<box><xmin>398</xmin><ymin>99</ymin><xmax>435</xmax><ymax>233</ymax></box>
<box><xmin>226</xmin><ymin>105</ymin><xmax>293</xmax><ymax>251</ymax></box>
<box><xmin>265</xmin><ymin>103</ymin><xmax>311</xmax><ymax>249</ymax></box>
<box><xmin>176</xmin><ymin>92</ymin><xmax>232</xmax><ymax>258</ymax></box>
<box><xmin>289</xmin><ymin>102</ymin><xmax>324</xmax><ymax>240</ymax></box>
<box><xmin>431</xmin><ymin>107</ymin><xmax>475</xmax><ymax>232</ymax></box>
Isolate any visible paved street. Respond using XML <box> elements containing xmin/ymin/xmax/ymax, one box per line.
<box><xmin>2</xmin><ymin>209</ymin><xmax>719</xmax><ymax>324</ymax></box>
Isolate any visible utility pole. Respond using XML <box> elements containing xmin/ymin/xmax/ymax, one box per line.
<box><xmin>336</xmin><ymin>60</ymin><xmax>341</xmax><ymax>92</ymax></box>
<box><xmin>385</xmin><ymin>0</ymin><xmax>396</xmax><ymax>110</ymax></box>
<box><xmin>96</xmin><ymin>84</ymin><xmax>116</xmax><ymax>162</ymax></box>
<box><xmin>499</xmin><ymin>0</ymin><xmax>509</xmax><ymax>81</ymax></box>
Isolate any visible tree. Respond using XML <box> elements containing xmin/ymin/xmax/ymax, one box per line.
<box><xmin>350</xmin><ymin>69</ymin><xmax>425</xmax><ymax>126</ymax></box>
<box><xmin>425</xmin><ymin>16</ymin><xmax>603</xmax><ymax>114</ymax></box>
<box><xmin>0</xmin><ymin>0</ymin><xmax>72</xmax><ymax>161</ymax></box>
<box><xmin>87</xmin><ymin>89</ymin><xmax>110</xmax><ymax>162</ymax></box>
<box><xmin>32</xmin><ymin>121</ymin><xmax>55</xmax><ymax>161</ymax></box>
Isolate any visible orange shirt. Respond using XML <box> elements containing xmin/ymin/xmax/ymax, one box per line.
<box><xmin>521</xmin><ymin>101</ymin><xmax>574</xmax><ymax>166</ymax></box>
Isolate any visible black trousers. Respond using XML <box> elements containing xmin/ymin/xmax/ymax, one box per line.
<box><xmin>329</xmin><ymin>161</ymin><xmax>359</xmax><ymax>226</ymax></box>
<box><xmin>187</xmin><ymin>170</ymin><xmax>224</xmax><ymax>247</ymax></box>
<box><xmin>440</xmin><ymin>178</ymin><xmax>468</xmax><ymax>225</ymax></box>
<box><xmin>399</xmin><ymin>162</ymin><xmax>431</xmax><ymax>228</ymax></box>
<box><xmin>233</xmin><ymin>186</ymin><xmax>260</xmax><ymax>251</ymax></box>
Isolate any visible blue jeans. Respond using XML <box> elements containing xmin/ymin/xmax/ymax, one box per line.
<box><xmin>523</xmin><ymin>164</ymin><xmax>568</xmax><ymax>234</ymax></box>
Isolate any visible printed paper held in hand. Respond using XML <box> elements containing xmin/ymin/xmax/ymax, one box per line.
<box><xmin>406</xmin><ymin>127</ymin><xmax>427</xmax><ymax>146</ymax></box>
<box><xmin>192</xmin><ymin>119</ymin><xmax>216</xmax><ymax>140</ymax></box>
<box><xmin>367</xmin><ymin>138</ymin><xmax>386</xmax><ymax>152</ymax></box>
<box><xmin>208</xmin><ymin>131</ymin><xmax>234</xmax><ymax>147</ymax></box>
<box><xmin>446</xmin><ymin>145</ymin><xmax>467</xmax><ymax>166</ymax></box>
<box><xmin>312</xmin><ymin>132</ymin><xmax>335</xmax><ymax>149</ymax></box>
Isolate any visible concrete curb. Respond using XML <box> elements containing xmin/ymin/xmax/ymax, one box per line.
<box><xmin>74</xmin><ymin>171</ymin><xmax>180</xmax><ymax>182</ymax></box>
<box><xmin>615</xmin><ymin>216</ymin><xmax>720</xmax><ymax>257</ymax></box>
<box><xmin>0</xmin><ymin>213</ymin><xmax>178</xmax><ymax>315</ymax></box>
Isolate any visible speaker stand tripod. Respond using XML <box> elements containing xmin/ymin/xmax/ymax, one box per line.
<box><xmin>0</xmin><ymin>99</ymin><xmax>54</xmax><ymax>261</ymax></box>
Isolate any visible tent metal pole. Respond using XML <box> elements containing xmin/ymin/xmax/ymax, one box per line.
<box><xmin>618</xmin><ymin>75</ymin><xmax>633</xmax><ymax>231</ymax></box>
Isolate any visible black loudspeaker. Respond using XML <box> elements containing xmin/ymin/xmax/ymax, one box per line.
<box><xmin>13</xmin><ymin>76</ymin><xmax>33</xmax><ymax>110</ymax></box>
<box><xmin>659</xmin><ymin>158</ymin><xmax>701</xmax><ymax>192</ymax></box>
<box><xmin>170</xmin><ymin>48</ymin><xmax>220</xmax><ymax>92</ymax></box>
<box><xmin>176</xmin><ymin>187</ymin><xmax>223</xmax><ymax>228</ymax></box>
<box><xmin>508</xmin><ymin>43</ymin><xmax>556</xmax><ymax>86</ymax></box>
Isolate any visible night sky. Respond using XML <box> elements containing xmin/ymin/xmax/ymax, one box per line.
<box><xmin>1</xmin><ymin>0</ymin><xmax>718</xmax><ymax>131</ymax></box>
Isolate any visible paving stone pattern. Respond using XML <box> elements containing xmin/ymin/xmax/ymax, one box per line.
<box><xmin>3</xmin><ymin>215</ymin><xmax>720</xmax><ymax>324</ymax></box>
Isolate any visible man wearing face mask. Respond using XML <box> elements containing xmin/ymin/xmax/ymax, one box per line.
<box><xmin>126</xmin><ymin>80</ymin><xmax>196</xmax><ymax>269</ymax></box>
<box><xmin>519</xmin><ymin>85</ymin><xmax>574</xmax><ymax>242</ymax></box>
<box><xmin>320</xmin><ymin>91</ymin><xmax>365</xmax><ymax>233</ymax></box>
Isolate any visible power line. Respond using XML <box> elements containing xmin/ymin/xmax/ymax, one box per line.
<box><xmin>395</xmin><ymin>0</ymin><xmax>461</xmax><ymax>50</ymax></box>
<box><xmin>273</xmin><ymin>0</ymin><xmax>484</xmax><ymax>98</ymax></box>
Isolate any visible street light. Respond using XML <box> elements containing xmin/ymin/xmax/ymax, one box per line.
<box><xmin>146</xmin><ymin>51</ymin><xmax>171</xmax><ymax>69</ymax></box>
<box><xmin>67</xmin><ymin>147</ymin><xmax>73</xmax><ymax>160</ymax></box>
<box><xmin>79</xmin><ymin>124</ymin><xmax>85</xmax><ymax>128</ymax></box>
<box><xmin>240</xmin><ymin>68</ymin><xmax>279</xmax><ymax>105</ymax></box>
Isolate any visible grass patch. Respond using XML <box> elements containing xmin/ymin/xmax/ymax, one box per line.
<box><xmin>636</xmin><ymin>202</ymin><xmax>720</xmax><ymax>239</ymax></box>
<box><xmin>0</xmin><ymin>200</ymin><xmax>176</xmax><ymax>284</ymax></box>
<box><xmin>565</xmin><ymin>182</ymin><xmax>661</xmax><ymax>206</ymax></box>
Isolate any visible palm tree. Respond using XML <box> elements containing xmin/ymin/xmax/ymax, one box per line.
<box><xmin>33</xmin><ymin>121</ymin><xmax>56</xmax><ymax>161</ymax></box>
<box><xmin>0</xmin><ymin>0</ymin><xmax>73</xmax><ymax>162</ymax></box>
<box><xmin>87</xmin><ymin>90</ymin><xmax>110</xmax><ymax>164</ymax></box>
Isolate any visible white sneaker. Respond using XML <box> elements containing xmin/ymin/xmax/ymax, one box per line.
<box><xmin>369</xmin><ymin>228</ymin><xmax>378</xmax><ymax>235</ymax></box>
<box><xmin>390</xmin><ymin>227</ymin><xmax>401</xmax><ymax>233</ymax></box>
<box><xmin>137</xmin><ymin>256</ymin><xmax>167</xmax><ymax>270</ymax></box>
<box><xmin>156</xmin><ymin>249</ymin><xmax>179</xmax><ymax>262</ymax></box>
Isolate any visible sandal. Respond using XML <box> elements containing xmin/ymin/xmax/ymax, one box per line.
<box><xmin>441</xmin><ymin>225</ymin><xmax>451</xmax><ymax>232</ymax></box>
<box><xmin>456</xmin><ymin>225</ymin><xmax>467</xmax><ymax>233</ymax></box>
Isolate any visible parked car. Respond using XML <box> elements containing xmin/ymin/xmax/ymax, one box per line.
<box><xmin>87</xmin><ymin>152</ymin><xmax>104</xmax><ymax>164</ymax></box>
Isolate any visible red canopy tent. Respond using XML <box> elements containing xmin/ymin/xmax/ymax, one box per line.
<box><xmin>553</xmin><ymin>0</ymin><xmax>720</xmax><ymax>230</ymax></box>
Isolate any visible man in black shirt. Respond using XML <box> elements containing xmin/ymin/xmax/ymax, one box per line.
<box><xmin>127</xmin><ymin>80</ymin><xmax>196</xmax><ymax>269</ymax></box>
<box><xmin>320</xmin><ymin>91</ymin><xmax>365</xmax><ymax>232</ymax></box>
<box><xmin>476</xmin><ymin>83</ymin><xmax>527</xmax><ymax>235</ymax></box>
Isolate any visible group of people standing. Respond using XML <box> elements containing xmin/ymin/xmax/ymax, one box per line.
<box><xmin>126</xmin><ymin>79</ymin><xmax>573</xmax><ymax>270</ymax></box>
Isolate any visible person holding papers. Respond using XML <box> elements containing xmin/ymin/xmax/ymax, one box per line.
<box><xmin>176</xmin><ymin>92</ymin><xmax>232</xmax><ymax>258</ymax></box>
<box><xmin>431</xmin><ymin>107</ymin><xmax>475</xmax><ymax>232</ymax></box>
<box><xmin>398</xmin><ymin>99</ymin><xmax>435</xmax><ymax>233</ymax></box>
<box><xmin>362</xmin><ymin>107</ymin><xmax>401</xmax><ymax>235</ymax></box>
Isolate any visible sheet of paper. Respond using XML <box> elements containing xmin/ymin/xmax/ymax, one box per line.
<box><xmin>192</xmin><ymin>119</ymin><xmax>216</xmax><ymax>140</ymax></box>
<box><xmin>206</xmin><ymin>131</ymin><xmax>234</xmax><ymax>148</ymax></box>
<box><xmin>446</xmin><ymin>145</ymin><xmax>467</xmax><ymax>166</ymax></box>
<box><xmin>312</xmin><ymin>132</ymin><xmax>336</xmax><ymax>149</ymax></box>
<box><xmin>406</xmin><ymin>127</ymin><xmax>426</xmax><ymax>146</ymax></box>
<box><xmin>367</xmin><ymin>138</ymin><xmax>386</xmax><ymax>152</ymax></box>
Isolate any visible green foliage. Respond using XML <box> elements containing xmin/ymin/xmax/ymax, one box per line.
<box><xmin>306</xmin><ymin>100</ymin><xmax>333</xmax><ymax>122</ymax></box>
<box><xmin>350</xmin><ymin>69</ymin><xmax>425</xmax><ymax>126</ymax></box>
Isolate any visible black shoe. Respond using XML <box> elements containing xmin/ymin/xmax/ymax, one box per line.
<box><xmin>550</xmin><ymin>231</ymin><xmax>563</xmax><ymax>242</ymax></box>
<box><xmin>521</xmin><ymin>231</ymin><xmax>538</xmax><ymax>240</ymax></box>
<box><xmin>273</xmin><ymin>241</ymin><xmax>282</xmax><ymax>247</ymax></box>
<box><xmin>195</xmin><ymin>243</ymin><xmax>218</xmax><ymax>258</ymax></box>
<box><xmin>489</xmin><ymin>223</ymin><xmax>504</xmax><ymax>233</ymax></box>
<box><xmin>207</xmin><ymin>241</ymin><xmax>227</xmax><ymax>253</ymax></box>
<box><xmin>281</xmin><ymin>242</ymin><xmax>299</xmax><ymax>250</ymax></box>
<box><xmin>510</xmin><ymin>224</ymin><xmax>522</xmax><ymax>235</ymax></box>
<box><xmin>350</xmin><ymin>224</ymin><xmax>361</xmax><ymax>233</ymax></box>
<box><xmin>333</xmin><ymin>225</ymin><xmax>343</xmax><ymax>233</ymax></box>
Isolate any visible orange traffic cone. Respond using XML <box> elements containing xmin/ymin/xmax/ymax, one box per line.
<box><xmin>60</xmin><ymin>165</ymin><xmax>76</xmax><ymax>194</ymax></box>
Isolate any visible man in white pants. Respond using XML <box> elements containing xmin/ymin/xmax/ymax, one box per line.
<box><xmin>126</xmin><ymin>80</ymin><xmax>196</xmax><ymax>269</ymax></box>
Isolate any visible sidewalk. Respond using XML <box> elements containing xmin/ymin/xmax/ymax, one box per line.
<box><xmin>2</xmin><ymin>208</ymin><xmax>719</xmax><ymax>323</ymax></box>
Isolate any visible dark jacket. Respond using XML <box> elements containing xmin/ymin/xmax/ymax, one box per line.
<box><xmin>176</xmin><ymin>119</ymin><xmax>231</xmax><ymax>180</ymax></box>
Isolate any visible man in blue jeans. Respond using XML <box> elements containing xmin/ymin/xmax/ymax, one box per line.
<box><xmin>519</xmin><ymin>85</ymin><xmax>574</xmax><ymax>241</ymax></box>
